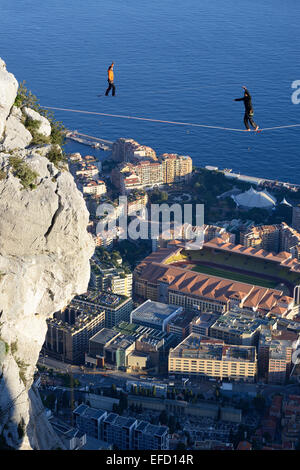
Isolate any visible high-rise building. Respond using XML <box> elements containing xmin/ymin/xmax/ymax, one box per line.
<box><xmin>111</xmin><ymin>138</ymin><xmax>157</xmax><ymax>163</ymax></box>
<box><xmin>159</xmin><ymin>153</ymin><xmax>193</xmax><ymax>184</ymax></box>
<box><xmin>258</xmin><ymin>326</ymin><xmax>297</xmax><ymax>384</ymax></box>
<box><xmin>72</xmin><ymin>290</ymin><xmax>133</xmax><ymax>329</ymax></box>
<box><xmin>44</xmin><ymin>299</ymin><xmax>105</xmax><ymax>364</ymax></box>
<box><xmin>292</xmin><ymin>205</ymin><xmax>300</xmax><ymax>232</ymax></box>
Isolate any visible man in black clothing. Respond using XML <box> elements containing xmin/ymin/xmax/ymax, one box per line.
<box><xmin>234</xmin><ymin>86</ymin><xmax>259</xmax><ymax>131</ymax></box>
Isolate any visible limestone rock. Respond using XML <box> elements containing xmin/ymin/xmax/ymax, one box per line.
<box><xmin>0</xmin><ymin>137</ymin><xmax>94</xmax><ymax>451</ymax></box>
<box><xmin>0</xmin><ymin>113</ymin><xmax>32</xmax><ymax>151</ymax></box>
<box><xmin>0</xmin><ymin>58</ymin><xmax>18</xmax><ymax>138</ymax></box>
<box><xmin>0</xmin><ymin>56</ymin><xmax>94</xmax><ymax>450</ymax></box>
<box><xmin>23</xmin><ymin>107</ymin><xmax>52</xmax><ymax>137</ymax></box>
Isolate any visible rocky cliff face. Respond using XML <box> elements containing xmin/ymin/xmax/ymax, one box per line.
<box><xmin>0</xmin><ymin>58</ymin><xmax>94</xmax><ymax>449</ymax></box>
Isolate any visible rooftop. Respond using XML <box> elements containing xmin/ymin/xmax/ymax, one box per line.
<box><xmin>170</xmin><ymin>333</ymin><xmax>256</xmax><ymax>362</ymax></box>
<box><xmin>73</xmin><ymin>404</ymin><xmax>107</xmax><ymax>420</ymax></box>
<box><xmin>131</xmin><ymin>299</ymin><xmax>181</xmax><ymax>326</ymax></box>
<box><xmin>211</xmin><ymin>310</ymin><xmax>269</xmax><ymax>336</ymax></box>
<box><xmin>74</xmin><ymin>290</ymin><xmax>130</xmax><ymax>309</ymax></box>
<box><xmin>89</xmin><ymin>328</ymin><xmax>119</xmax><ymax>346</ymax></box>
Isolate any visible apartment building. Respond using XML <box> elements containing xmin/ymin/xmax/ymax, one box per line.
<box><xmin>83</xmin><ymin>179</ymin><xmax>107</xmax><ymax>197</ymax></box>
<box><xmin>111</xmin><ymin>138</ymin><xmax>157</xmax><ymax>163</ymax></box>
<box><xmin>127</xmin><ymin>190</ymin><xmax>148</xmax><ymax>215</ymax></box>
<box><xmin>76</xmin><ymin>164</ymin><xmax>99</xmax><ymax>179</ymax></box>
<box><xmin>159</xmin><ymin>153</ymin><xmax>193</xmax><ymax>184</ymax></box>
<box><xmin>102</xmin><ymin>413</ymin><xmax>137</xmax><ymax>449</ymax></box>
<box><xmin>73</xmin><ymin>404</ymin><xmax>107</xmax><ymax>440</ymax></box>
<box><xmin>44</xmin><ymin>301</ymin><xmax>105</xmax><ymax>365</ymax></box>
<box><xmin>258</xmin><ymin>326</ymin><xmax>297</xmax><ymax>384</ymax></box>
<box><xmin>133</xmin><ymin>421</ymin><xmax>169</xmax><ymax>450</ymax></box>
<box><xmin>90</xmin><ymin>260</ymin><xmax>133</xmax><ymax>298</ymax></box>
<box><xmin>241</xmin><ymin>222</ymin><xmax>300</xmax><ymax>258</ymax></box>
<box><xmin>168</xmin><ymin>333</ymin><xmax>257</xmax><ymax>382</ymax></box>
<box><xmin>111</xmin><ymin>153</ymin><xmax>193</xmax><ymax>193</ymax></box>
<box><xmin>241</xmin><ymin>225</ymin><xmax>281</xmax><ymax>252</ymax></box>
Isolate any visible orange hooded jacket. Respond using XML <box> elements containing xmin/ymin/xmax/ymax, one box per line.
<box><xmin>108</xmin><ymin>64</ymin><xmax>114</xmax><ymax>82</ymax></box>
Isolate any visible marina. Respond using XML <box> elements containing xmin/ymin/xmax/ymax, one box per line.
<box><xmin>65</xmin><ymin>130</ymin><xmax>113</xmax><ymax>151</ymax></box>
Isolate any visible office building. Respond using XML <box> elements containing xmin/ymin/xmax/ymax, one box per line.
<box><xmin>130</xmin><ymin>300</ymin><xmax>182</xmax><ymax>332</ymax></box>
<box><xmin>189</xmin><ymin>313</ymin><xmax>220</xmax><ymax>336</ymax></box>
<box><xmin>44</xmin><ymin>298</ymin><xmax>105</xmax><ymax>364</ymax></box>
<box><xmin>168</xmin><ymin>333</ymin><xmax>257</xmax><ymax>382</ymax></box>
<box><xmin>74</xmin><ymin>290</ymin><xmax>133</xmax><ymax>329</ymax></box>
<box><xmin>209</xmin><ymin>309</ymin><xmax>269</xmax><ymax>345</ymax></box>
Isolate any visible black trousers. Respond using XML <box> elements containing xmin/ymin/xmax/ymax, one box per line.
<box><xmin>105</xmin><ymin>80</ymin><xmax>116</xmax><ymax>96</ymax></box>
<box><xmin>244</xmin><ymin>112</ymin><xmax>257</xmax><ymax>130</ymax></box>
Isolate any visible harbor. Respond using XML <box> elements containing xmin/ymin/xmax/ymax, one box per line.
<box><xmin>65</xmin><ymin>130</ymin><xmax>113</xmax><ymax>151</ymax></box>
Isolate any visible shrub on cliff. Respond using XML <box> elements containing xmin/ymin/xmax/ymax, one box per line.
<box><xmin>9</xmin><ymin>156</ymin><xmax>38</xmax><ymax>190</ymax></box>
<box><xmin>46</xmin><ymin>145</ymin><xmax>67</xmax><ymax>168</ymax></box>
<box><xmin>14</xmin><ymin>81</ymin><xmax>66</xmax><ymax>147</ymax></box>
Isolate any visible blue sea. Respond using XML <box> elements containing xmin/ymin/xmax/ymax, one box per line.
<box><xmin>1</xmin><ymin>0</ymin><xmax>300</xmax><ymax>183</ymax></box>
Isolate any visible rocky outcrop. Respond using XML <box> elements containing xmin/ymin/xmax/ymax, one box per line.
<box><xmin>0</xmin><ymin>106</ymin><xmax>32</xmax><ymax>151</ymax></box>
<box><xmin>0</xmin><ymin>59</ymin><xmax>18</xmax><ymax>138</ymax></box>
<box><xmin>23</xmin><ymin>107</ymin><xmax>52</xmax><ymax>137</ymax></box>
<box><xmin>0</xmin><ymin>59</ymin><xmax>94</xmax><ymax>449</ymax></box>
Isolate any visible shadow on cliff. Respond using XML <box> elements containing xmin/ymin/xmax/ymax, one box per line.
<box><xmin>0</xmin><ymin>383</ymin><xmax>25</xmax><ymax>449</ymax></box>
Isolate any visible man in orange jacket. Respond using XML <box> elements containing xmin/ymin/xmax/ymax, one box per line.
<box><xmin>105</xmin><ymin>62</ymin><xmax>116</xmax><ymax>96</ymax></box>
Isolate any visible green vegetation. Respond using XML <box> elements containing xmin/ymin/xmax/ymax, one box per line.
<box><xmin>14</xmin><ymin>81</ymin><xmax>66</xmax><ymax>147</ymax></box>
<box><xmin>149</xmin><ymin>189</ymin><xmax>169</xmax><ymax>204</ymax></box>
<box><xmin>23</xmin><ymin>116</ymin><xmax>51</xmax><ymax>146</ymax></box>
<box><xmin>0</xmin><ymin>339</ymin><xmax>9</xmax><ymax>355</ymax></box>
<box><xmin>0</xmin><ymin>170</ymin><xmax>7</xmax><ymax>181</ymax></box>
<box><xmin>185</xmin><ymin>246</ymin><xmax>300</xmax><ymax>288</ymax></box>
<box><xmin>177</xmin><ymin>168</ymin><xmax>298</xmax><ymax>226</ymax></box>
<box><xmin>9</xmin><ymin>156</ymin><xmax>38</xmax><ymax>190</ymax></box>
<box><xmin>15</xmin><ymin>359</ymin><xmax>29</xmax><ymax>386</ymax></box>
<box><xmin>10</xmin><ymin>341</ymin><xmax>18</xmax><ymax>355</ymax></box>
<box><xmin>192</xmin><ymin>263</ymin><xmax>278</xmax><ymax>288</ymax></box>
<box><xmin>117</xmin><ymin>239</ymin><xmax>152</xmax><ymax>270</ymax></box>
<box><xmin>46</xmin><ymin>145</ymin><xmax>67</xmax><ymax>168</ymax></box>
<box><xmin>94</xmin><ymin>246</ymin><xmax>132</xmax><ymax>274</ymax></box>
<box><xmin>253</xmin><ymin>394</ymin><xmax>266</xmax><ymax>414</ymax></box>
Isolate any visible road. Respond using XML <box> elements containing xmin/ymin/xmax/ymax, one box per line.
<box><xmin>38</xmin><ymin>354</ymin><xmax>300</xmax><ymax>398</ymax></box>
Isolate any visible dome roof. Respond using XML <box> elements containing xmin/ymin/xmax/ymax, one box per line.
<box><xmin>232</xmin><ymin>187</ymin><xmax>276</xmax><ymax>208</ymax></box>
